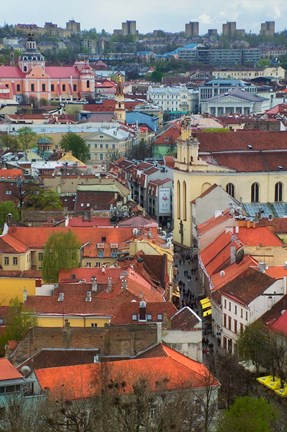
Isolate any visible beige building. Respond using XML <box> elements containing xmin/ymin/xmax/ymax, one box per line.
<box><xmin>212</xmin><ymin>66</ymin><xmax>286</xmax><ymax>81</ymax></box>
<box><xmin>173</xmin><ymin>119</ymin><xmax>287</xmax><ymax>248</ymax></box>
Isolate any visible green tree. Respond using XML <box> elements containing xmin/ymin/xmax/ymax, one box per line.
<box><xmin>0</xmin><ymin>133</ymin><xmax>20</xmax><ymax>151</ymax></box>
<box><xmin>26</xmin><ymin>188</ymin><xmax>63</xmax><ymax>211</ymax></box>
<box><xmin>0</xmin><ymin>298</ymin><xmax>37</xmax><ymax>354</ymax></box>
<box><xmin>42</xmin><ymin>231</ymin><xmax>81</xmax><ymax>283</ymax></box>
<box><xmin>60</xmin><ymin>132</ymin><xmax>90</xmax><ymax>163</ymax></box>
<box><xmin>217</xmin><ymin>397</ymin><xmax>278</xmax><ymax>432</ymax></box>
<box><xmin>127</xmin><ymin>138</ymin><xmax>152</xmax><ymax>160</ymax></box>
<box><xmin>0</xmin><ymin>201</ymin><xmax>19</xmax><ymax>227</ymax></box>
<box><xmin>17</xmin><ymin>127</ymin><xmax>37</xmax><ymax>150</ymax></box>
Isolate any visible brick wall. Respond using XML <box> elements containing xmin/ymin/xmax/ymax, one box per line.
<box><xmin>11</xmin><ymin>324</ymin><xmax>159</xmax><ymax>365</ymax></box>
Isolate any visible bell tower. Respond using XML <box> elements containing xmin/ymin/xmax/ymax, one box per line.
<box><xmin>114</xmin><ymin>75</ymin><xmax>126</xmax><ymax>123</ymax></box>
<box><xmin>18</xmin><ymin>33</ymin><xmax>45</xmax><ymax>74</ymax></box>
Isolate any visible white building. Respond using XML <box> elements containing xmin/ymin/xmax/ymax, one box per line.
<box><xmin>220</xmin><ymin>267</ymin><xmax>286</xmax><ymax>354</ymax></box>
<box><xmin>147</xmin><ymin>86</ymin><xmax>199</xmax><ymax>113</ymax></box>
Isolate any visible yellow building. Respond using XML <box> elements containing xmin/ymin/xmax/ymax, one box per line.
<box><xmin>0</xmin><ymin>276</ymin><xmax>37</xmax><ymax>306</ymax></box>
<box><xmin>173</xmin><ymin>118</ymin><xmax>287</xmax><ymax>248</ymax></box>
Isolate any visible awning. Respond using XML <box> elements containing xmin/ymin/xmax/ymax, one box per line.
<box><xmin>203</xmin><ymin>309</ymin><xmax>212</xmax><ymax>317</ymax></box>
<box><xmin>200</xmin><ymin>298</ymin><xmax>211</xmax><ymax>310</ymax></box>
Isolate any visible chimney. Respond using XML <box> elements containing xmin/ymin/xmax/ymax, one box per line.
<box><xmin>101</xmin><ymin>265</ymin><xmax>106</xmax><ymax>274</ymax></box>
<box><xmin>107</xmin><ymin>277</ymin><xmax>112</xmax><ymax>292</ymax></box>
<box><xmin>23</xmin><ymin>289</ymin><xmax>28</xmax><ymax>303</ymax></box>
<box><xmin>91</xmin><ymin>277</ymin><xmax>98</xmax><ymax>292</ymax></box>
<box><xmin>230</xmin><ymin>245</ymin><xmax>236</xmax><ymax>265</ymax></box>
<box><xmin>139</xmin><ymin>300</ymin><xmax>147</xmax><ymax>321</ymax></box>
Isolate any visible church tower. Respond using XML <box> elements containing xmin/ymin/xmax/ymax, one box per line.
<box><xmin>114</xmin><ymin>75</ymin><xmax>126</xmax><ymax>123</ymax></box>
<box><xmin>18</xmin><ymin>33</ymin><xmax>45</xmax><ymax>74</ymax></box>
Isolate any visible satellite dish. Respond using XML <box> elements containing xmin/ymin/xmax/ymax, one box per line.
<box><xmin>20</xmin><ymin>365</ymin><xmax>31</xmax><ymax>377</ymax></box>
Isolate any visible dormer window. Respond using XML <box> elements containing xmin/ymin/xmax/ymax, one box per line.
<box><xmin>157</xmin><ymin>314</ymin><xmax>163</xmax><ymax>321</ymax></box>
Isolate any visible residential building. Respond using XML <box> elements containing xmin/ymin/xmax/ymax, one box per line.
<box><xmin>147</xmin><ymin>86</ymin><xmax>198</xmax><ymax>114</ymax></box>
<box><xmin>220</xmin><ymin>267</ymin><xmax>286</xmax><ymax>353</ymax></box>
<box><xmin>122</xmin><ymin>20</ymin><xmax>137</xmax><ymax>36</ymax></box>
<box><xmin>33</xmin><ymin>344</ymin><xmax>220</xmax><ymax>430</ymax></box>
<box><xmin>222</xmin><ymin>22</ymin><xmax>236</xmax><ymax>37</ymax></box>
<box><xmin>260</xmin><ymin>21</ymin><xmax>275</xmax><ymax>37</ymax></box>
<box><xmin>212</xmin><ymin>66</ymin><xmax>286</xmax><ymax>81</ymax></box>
<box><xmin>185</xmin><ymin>22</ymin><xmax>199</xmax><ymax>38</ymax></box>
<box><xmin>0</xmin><ymin>358</ymin><xmax>36</xmax><ymax>401</ymax></box>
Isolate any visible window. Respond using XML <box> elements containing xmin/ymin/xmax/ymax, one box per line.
<box><xmin>245</xmin><ymin>311</ymin><xmax>248</xmax><ymax>321</ymax></box>
<box><xmin>183</xmin><ymin>181</ymin><xmax>187</xmax><ymax>221</ymax></box>
<box><xmin>73</xmin><ymin>84</ymin><xmax>77</xmax><ymax>91</ymax></box>
<box><xmin>13</xmin><ymin>257</ymin><xmax>18</xmax><ymax>266</ymax></box>
<box><xmin>234</xmin><ymin>305</ymin><xmax>237</xmax><ymax>315</ymax></box>
<box><xmin>229</xmin><ymin>302</ymin><xmax>231</xmax><ymax>312</ymax></box>
<box><xmin>157</xmin><ymin>314</ymin><xmax>163</xmax><ymax>321</ymax></box>
<box><xmin>94</xmin><ymin>144</ymin><xmax>97</xmax><ymax>148</ymax></box>
<box><xmin>111</xmin><ymin>248</ymin><xmax>118</xmax><ymax>258</ymax></box>
<box><xmin>223</xmin><ymin>313</ymin><xmax>226</xmax><ymax>328</ymax></box>
<box><xmin>240</xmin><ymin>323</ymin><xmax>244</xmax><ymax>333</ymax></box>
<box><xmin>86</xmin><ymin>262</ymin><xmax>91</xmax><ymax>267</ymax></box>
<box><xmin>100</xmin><ymin>144</ymin><xmax>103</xmax><ymax>149</ymax></box>
<box><xmin>62</xmin><ymin>84</ymin><xmax>66</xmax><ymax>91</ymax></box>
<box><xmin>240</xmin><ymin>308</ymin><xmax>243</xmax><ymax>318</ymax></box>
<box><xmin>42</xmin><ymin>83</ymin><xmax>46</xmax><ymax>92</ymax></box>
<box><xmin>234</xmin><ymin>320</ymin><xmax>237</xmax><ymax>334</ymax></box>
<box><xmin>177</xmin><ymin>180</ymin><xmax>181</xmax><ymax>219</ymax></box>
<box><xmin>275</xmin><ymin>182</ymin><xmax>283</xmax><ymax>202</ymax></box>
<box><xmin>16</xmin><ymin>84</ymin><xmax>20</xmax><ymax>92</ymax></box>
<box><xmin>147</xmin><ymin>314</ymin><xmax>152</xmax><ymax>321</ymax></box>
<box><xmin>4</xmin><ymin>257</ymin><xmax>9</xmax><ymax>265</ymax></box>
<box><xmin>224</xmin><ymin>299</ymin><xmax>226</xmax><ymax>308</ymax></box>
<box><xmin>86</xmin><ymin>80</ymin><xmax>90</xmax><ymax>88</ymax></box>
<box><xmin>228</xmin><ymin>316</ymin><xmax>231</xmax><ymax>330</ymax></box>
<box><xmin>31</xmin><ymin>84</ymin><xmax>35</xmax><ymax>92</ymax></box>
<box><xmin>251</xmin><ymin>182</ymin><xmax>260</xmax><ymax>203</ymax></box>
<box><xmin>51</xmin><ymin>84</ymin><xmax>55</xmax><ymax>91</ymax></box>
<box><xmin>226</xmin><ymin>183</ymin><xmax>235</xmax><ymax>198</ymax></box>
<box><xmin>98</xmin><ymin>249</ymin><xmax>104</xmax><ymax>257</ymax></box>
<box><xmin>132</xmin><ymin>314</ymin><xmax>137</xmax><ymax>321</ymax></box>
<box><xmin>91</xmin><ymin>323</ymin><xmax>97</xmax><ymax>328</ymax></box>
<box><xmin>38</xmin><ymin>253</ymin><xmax>43</xmax><ymax>261</ymax></box>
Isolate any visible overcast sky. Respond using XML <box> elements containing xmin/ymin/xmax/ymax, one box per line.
<box><xmin>2</xmin><ymin>0</ymin><xmax>287</xmax><ymax>34</ymax></box>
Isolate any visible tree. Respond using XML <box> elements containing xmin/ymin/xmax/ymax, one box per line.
<box><xmin>217</xmin><ymin>396</ymin><xmax>278</xmax><ymax>432</ymax></box>
<box><xmin>0</xmin><ymin>133</ymin><xmax>20</xmax><ymax>151</ymax></box>
<box><xmin>0</xmin><ymin>298</ymin><xmax>37</xmax><ymax>354</ymax></box>
<box><xmin>17</xmin><ymin>127</ymin><xmax>37</xmax><ymax>150</ymax></box>
<box><xmin>42</xmin><ymin>231</ymin><xmax>81</xmax><ymax>283</ymax></box>
<box><xmin>127</xmin><ymin>139</ymin><xmax>152</xmax><ymax>160</ymax></box>
<box><xmin>26</xmin><ymin>188</ymin><xmax>63</xmax><ymax>211</ymax></box>
<box><xmin>60</xmin><ymin>132</ymin><xmax>90</xmax><ymax>163</ymax></box>
<box><xmin>0</xmin><ymin>201</ymin><xmax>19</xmax><ymax>228</ymax></box>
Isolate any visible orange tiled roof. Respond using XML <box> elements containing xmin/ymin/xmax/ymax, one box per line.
<box><xmin>265</xmin><ymin>266</ymin><xmax>287</xmax><ymax>279</ymax></box>
<box><xmin>210</xmin><ymin>255</ymin><xmax>258</xmax><ymax>291</ymax></box>
<box><xmin>237</xmin><ymin>226</ymin><xmax>282</xmax><ymax>247</ymax></box>
<box><xmin>0</xmin><ymin>358</ymin><xmax>23</xmax><ymax>381</ymax></box>
<box><xmin>111</xmin><ymin>301</ymin><xmax>177</xmax><ymax>324</ymax></box>
<box><xmin>35</xmin><ymin>344</ymin><xmax>219</xmax><ymax>400</ymax></box>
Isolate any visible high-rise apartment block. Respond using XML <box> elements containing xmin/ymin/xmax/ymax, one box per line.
<box><xmin>185</xmin><ymin>22</ymin><xmax>199</xmax><ymax>37</ymax></box>
<box><xmin>122</xmin><ymin>20</ymin><xmax>137</xmax><ymax>36</ymax></box>
<box><xmin>222</xmin><ymin>22</ymin><xmax>245</xmax><ymax>37</ymax></box>
<box><xmin>66</xmin><ymin>20</ymin><xmax>81</xmax><ymax>33</ymax></box>
<box><xmin>260</xmin><ymin>21</ymin><xmax>275</xmax><ymax>37</ymax></box>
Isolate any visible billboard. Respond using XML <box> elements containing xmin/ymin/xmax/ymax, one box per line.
<box><xmin>159</xmin><ymin>188</ymin><xmax>171</xmax><ymax>214</ymax></box>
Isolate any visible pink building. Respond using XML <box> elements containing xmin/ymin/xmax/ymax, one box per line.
<box><xmin>0</xmin><ymin>34</ymin><xmax>95</xmax><ymax>102</ymax></box>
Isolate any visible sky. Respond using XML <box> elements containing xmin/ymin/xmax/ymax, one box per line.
<box><xmin>2</xmin><ymin>0</ymin><xmax>287</xmax><ymax>34</ymax></box>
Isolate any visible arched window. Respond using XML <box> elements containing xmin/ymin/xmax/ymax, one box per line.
<box><xmin>275</xmin><ymin>182</ymin><xmax>283</xmax><ymax>202</ymax></box>
<box><xmin>183</xmin><ymin>181</ymin><xmax>187</xmax><ymax>221</ymax></box>
<box><xmin>177</xmin><ymin>180</ymin><xmax>181</xmax><ymax>219</ymax></box>
<box><xmin>251</xmin><ymin>182</ymin><xmax>260</xmax><ymax>203</ymax></box>
<box><xmin>226</xmin><ymin>183</ymin><xmax>235</xmax><ymax>198</ymax></box>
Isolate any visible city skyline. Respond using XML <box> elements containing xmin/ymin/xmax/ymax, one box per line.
<box><xmin>2</xmin><ymin>0</ymin><xmax>287</xmax><ymax>34</ymax></box>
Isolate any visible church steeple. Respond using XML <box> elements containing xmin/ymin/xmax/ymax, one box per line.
<box><xmin>18</xmin><ymin>33</ymin><xmax>45</xmax><ymax>73</ymax></box>
<box><xmin>114</xmin><ymin>74</ymin><xmax>126</xmax><ymax>123</ymax></box>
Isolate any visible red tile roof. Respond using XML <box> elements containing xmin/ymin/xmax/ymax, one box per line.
<box><xmin>237</xmin><ymin>227</ymin><xmax>282</xmax><ymax>247</ymax></box>
<box><xmin>0</xmin><ymin>358</ymin><xmax>23</xmax><ymax>380</ymax></box>
<box><xmin>269</xmin><ymin>311</ymin><xmax>287</xmax><ymax>337</ymax></box>
<box><xmin>111</xmin><ymin>301</ymin><xmax>177</xmax><ymax>324</ymax></box>
<box><xmin>170</xmin><ymin>306</ymin><xmax>201</xmax><ymax>330</ymax></box>
<box><xmin>210</xmin><ymin>255</ymin><xmax>257</xmax><ymax>291</ymax></box>
<box><xmin>35</xmin><ymin>344</ymin><xmax>219</xmax><ymax>400</ymax></box>
<box><xmin>0</xmin><ymin>66</ymin><xmax>25</xmax><ymax>78</ymax></box>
